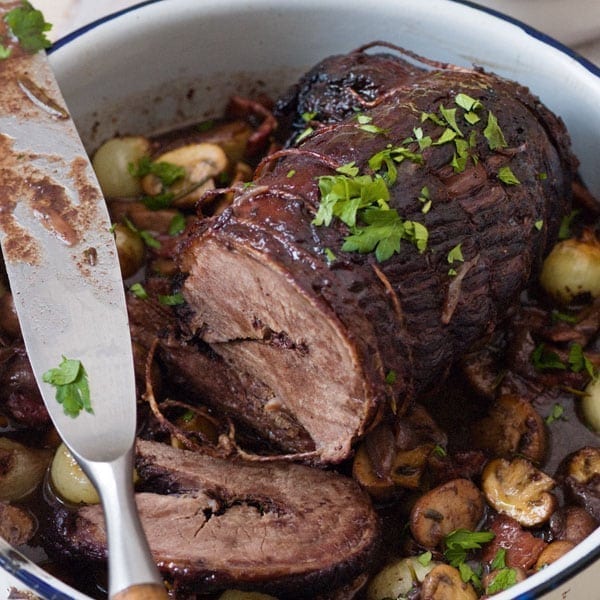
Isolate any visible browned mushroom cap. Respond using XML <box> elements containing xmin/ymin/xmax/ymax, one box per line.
<box><xmin>550</xmin><ymin>506</ymin><xmax>599</xmax><ymax>544</ymax></box>
<box><xmin>482</xmin><ymin>457</ymin><xmax>556</xmax><ymax>527</ymax></box>
<box><xmin>535</xmin><ymin>540</ymin><xmax>575</xmax><ymax>569</ymax></box>
<box><xmin>472</xmin><ymin>394</ymin><xmax>547</xmax><ymax>463</ymax></box>
<box><xmin>420</xmin><ymin>564</ymin><xmax>478</xmax><ymax>600</ymax></box>
<box><xmin>557</xmin><ymin>446</ymin><xmax>600</xmax><ymax>520</ymax></box>
<box><xmin>409</xmin><ymin>478</ymin><xmax>485</xmax><ymax>548</ymax></box>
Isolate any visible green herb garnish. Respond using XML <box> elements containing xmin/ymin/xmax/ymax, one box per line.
<box><xmin>168</xmin><ymin>212</ymin><xmax>186</xmax><ymax>236</ymax></box>
<box><xmin>545</xmin><ymin>403</ymin><xmax>566</xmax><ymax>425</ymax></box>
<box><xmin>0</xmin><ymin>44</ymin><xmax>11</xmax><ymax>59</ymax></box>
<box><xmin>558</xmin><ymin>210</ymin><xmax>580</xmax><ymax>240</ymax></box>
<box><xmin>531</xmin><ymin>343</ymin><xmax>567</xmax><ymax>372</ymax></box>
<box><xmin>4</xmin><ymin>1</ymin><xmax>52</xmax><ymax>54</ymax></box>
<box><xmin>497</xmin><ymin>165</ymin><xmax>520</xmax><ymax>185</ymax></box>
<box><xmin>129</xmin><ymin>156</ymin><xmax>185</xmax><ymax>187</ymax></box>
<box><xmin>42</xmin><ymin>356</ymin><xmax>92</xmax><ymax>418</ymax></box>
<box><xmin>129</xmin><ymin>282</ymin><xmax>148</xmax><ymax>299</ymax></box>
<box><xmin>417</xmin><ymin>551</ymin><xmax>432</xmax><ymax>566</ymax></box>
<box><xmin>444</xmin><ymin>529</ymin><xmax>495</xmax><ymax>566</ymax></box>
<box><xmin>158</xmin><ymin>292</ymin><xmax>185</xmax><ymax>306</ymax></box>
<box><xmin>487</xmin><ymin>568</ymin><xmax>518</xmax><ymax>594</ymax></box>
<box><xmin>483</xmin><ymin>111</ymin><xmax>508</xmax><ymax>150</ymax></box>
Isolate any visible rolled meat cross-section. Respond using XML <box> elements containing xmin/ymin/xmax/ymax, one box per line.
<box><xmin>178</xmin><ymin>54</ymin><xmax>576</xmax><ymax>465</ymax></box>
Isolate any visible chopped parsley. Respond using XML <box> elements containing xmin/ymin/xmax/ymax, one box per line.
<box><xmin>444</xmin><ymin>529</ymin><xmax>495</xmax><ymax>566</ymax></box>
<box><xmin>356</xmin><ymin>113</ymin><xmax>387</xmax><ymax>134</ymax></box>
<box><xmin>487</xmin><ymin>567</ymin><xmax>518</xmax><ymax>594</ymax></box>
<box><xmin>314</xmin><ymin>162</ymin><xmax>428</xmax><ymax>262</ymax></box>
<box><xmin>0</xmin><ymin>45</ymin><xmax>11</xmax><ymax>59</ymax></box>
<box><xmin>483</xmin><ymin>111</ymin><xmax>508</xmax><ymax>150</ymax></box>
<box><xmin>129</xmin><ymin>282</ymin><xmax>148</xmax><ymax>299</ymax></box>
<box><xmin>417</xmin><ymin>551</ymin><xmax>432</xmax><ymax>566</ymax></box>
<box><xmin>323</xmin><ymin>247</ymin><xmax>336</xmax><ymax>263</ymax></box>
<box><xmin>3</xmin><ymin>1</ymin><xmax>52</xmax><ymax>55</ymax></box>
<box><xmin>158</xmin><ymin>292</ymin><xmax>185</xmax><ymax>306</ymax></box>
<box><xmin>558</xmin><ymin>209</ymin><xmax>581</xmax><ymax>240</ymax></box>
<box><xmin>123</xmin><ymin>217</ymin><xmax>161</xmax><ymax>249</ymax></box>
<box><xmin>447</xmin><ymin>243</ymin><xmax>464</xmax><ymax>275</ymax></box>
<box><xmin>532</xmin><ymin>342</ymin><xmax>597</xmax><ymax>380</ymax></box>
<box><xmin>545</xmin><ymin>403</ymin><xmax>566</xmax><ymax>425</ymax></box>
<box><xmin>534</xmin><ymin>219</ymin><xmax>544</xmax><ymax>231</ymax></box>
<box><xmin>385</xmin><ymin>370</ymin><xmax>397</xmax><ymax>385</ymax></box>
<box><xmin>568</xmin><ymin>343</ymin><xmax>597</xmax><ymax>379</ymax></box>
<box><xmin>286</xmin><ymin>169</ymin><xmax>296</xmax><ymax>178</ymax></box>
<box><xmin>531</xmin><ymin>343</ymin><xmax>567</xmax><ymax>372</ymax></box>
<box><xmin>42</xmin><ymin>357</ymin><xmax>92</xmax><ymax>418</ymax></box>
<box><xmin>168</xmin><ymin>212</ymin><xmax>186</xmax><ymax>236</ymax></box>
<box><xmin>497</xmin><ymin>165</ymin><xmax>521</xmax><ymax>185</ymax></box>
<box><xmin>129</xmin><ymin>156</ymin><xmax>185</xmax><ymax>187</ymax></box>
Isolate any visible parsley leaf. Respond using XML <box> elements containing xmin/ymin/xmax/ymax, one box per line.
<box><xmin>568</xmin><ymin>343</ymin><xmax>597</xmax><ymax>379</ymax></box>
<box><xmin>42</xmin><ymin>357</ymin><xmax>92</xmax><ymax>418</ymax></box>
<box><xmin>487</xmin><ymin>568</ymin><xmax>518</xmax><ymax>594</ymax></box>
<box><xmin>491</xmin><ymin>548</ymin><xmax>507</xmax><ymax>570</ymax></box>
<box><xmin>4</xmin><ymin>1</ymin><xmax>52</xmax><ymax>53</ymax></box>
<box><xmin>498</xmin><ymin>166</ymin><xmax>520</xmax><ymax>185</ymax></box>
<box><xmin>0</xmin><ymin>44</ymin><xmax>11</xmax><ymax>59</ymax></box>
<box><xmin>531</xmin><ymin>343</ymin><xmax>567</xmax><ymax>372</ymax></box>
<box><xmin>158</xmin><ymin>292</ymin><xmax>185</xmax><ymax>306</ymax></box>
<box><xmin>129</xmin><ymin>282</ymin><xmax>148</xmax><ymax>299</ymax></box>
<box><xmin>168</xmin><ymin>212</ymin><xmax>186</xmax><ymax>236</ymax></box>
<box><xmin>447</xmin><ymin>243</ymin><xmax>464</xmax><ymax>264</ymax></box>
<box><xmin>558</xmin><ymin>210</ymin><xmax>581</xmax><ymax>240</ymax></box>
<box><xmin>129</xmin><ymin>156</ymin><xmax>185</xmax><ymax>187</ymax></box>
<box><xmin>483</xmin><ymin>111</ymin><xmax>508</xmax><ymax>150</ymax></box>
<box><xmin>444</xmin><ymin>529</ymin><xmax>495</xmax><ymax>566</ymax></box>
<box><xmin>545</xmin><ymin>403</ymin><xmax>566</xmax><ymax>425</ymax></box>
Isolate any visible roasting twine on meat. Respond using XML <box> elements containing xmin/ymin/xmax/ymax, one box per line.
<box><xmin>142</xmin><ymin>338</ymin><xmax>321</xmax><ymax>463</ymax></box>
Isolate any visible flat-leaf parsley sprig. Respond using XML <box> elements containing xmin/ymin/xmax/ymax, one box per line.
<box><xmin>42</xmin><ymin>356</ymin><xmax>92</xmax><ymax>418</ymax></box>
<box><xmin>313</xmin><ymin>162</ymin><xmax>429</xmax><ymax>262</ymax></box>
<box><xmin>1</xmin><ymin>1</ymin><xmax>52</xmax><ymax>58</ymax></box>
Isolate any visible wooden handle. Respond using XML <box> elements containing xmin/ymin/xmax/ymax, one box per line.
<box><xmin>112</xmin><ymin>583</ymin><xmax>169</xmax><ymax>600</ymax></box>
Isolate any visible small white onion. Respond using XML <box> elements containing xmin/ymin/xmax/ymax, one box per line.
<box><xmin>50</xmin><ymin>443</ymin><xmax>100</xmax><ymax>505</ymax></box>
<box><xmin>539</xmin><ymin>237</ymin><xmax>600</xmax><ymax>304</ymax></box>
<box><xmin>92</xmin><ymin>136</ymin><xmax>150</xmax><ymax>197</ymax></box>
<box><xmin>582</xmin><ymin>376</ymin><xmax>600</xmax><ymax>433</ymax></box>
<box><xmin>366</xmin><ymin>557</ymin><xmax>438</xmax><ymax>600</ymax></box>
<box><xmin>0</xmin><ymin>438</ymin><xmax>52</xmax><ymax>501</ymax></box>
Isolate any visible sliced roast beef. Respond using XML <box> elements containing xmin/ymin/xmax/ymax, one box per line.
<box><xmin>48</xmin><ymin>439</ymin><xmax>379</xmax><ymax>598</ymax></box>
<box><xmin>177</xmin><ymin>62</ymin><xmax>576</xmax><ymax>465</ymax></box>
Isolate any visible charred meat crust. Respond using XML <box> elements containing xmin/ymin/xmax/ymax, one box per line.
<box><xmin>178</xmin><ymin>65</ymin><xmax>576</xmax><ymax>464</ymax></box>
<box><xmin>47</xmin><ymin>439</ymin><xmax>380</xmax><ymax>598</ymax></box>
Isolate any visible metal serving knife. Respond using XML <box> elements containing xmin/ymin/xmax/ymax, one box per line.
<box><xmin>0</xmin><ymin>4</ymin><xmax>166</xmax><ymax>599</ymax></box>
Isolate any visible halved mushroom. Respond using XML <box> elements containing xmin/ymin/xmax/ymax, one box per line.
<box><xmin>482</xmin><ymin>457</ymin><xmax>556</xmax><ymax>527</ymax></box>
<box><xmin>535</xmin><ymin>540</ymin><xmax>575</xmax><ymax>569</ymax></box>
<box><xmin>420</xmin><ymin>564</ymin><xmax>477</xmax><ymax>600</ymax></box>
<box><xmin>410</xmin><ymin>478</ymin><xmax>485</xmax><ymax>548</ymax></box>
<box><xmin>562</xmin><ymin>446</ymin><xmax>600</xmax><ymax>484</ymax></box>
<box><xmin>141</xmin><ymin>143</ymin><xmax>228</xmax><ymax>208</ymax></box>
<box><xmin>366</xmin><ymin>556</ymin><xmax>438</xmax><ymax>600</ymax></box>
<box><xmin>557</xmin><ymin>447</ymin><xmax>600</xmax><ymax>520</ymax></box>
<box><xmin>472</xmin><ymin>394</ymin><xmax>547</xmax><ymax>463</ymax></box>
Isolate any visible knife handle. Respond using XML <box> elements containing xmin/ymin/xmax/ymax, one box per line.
<box><xmin>112</xmin><ymin>583</ymin><xmax>169</xmax><ymax>599</ymax></box>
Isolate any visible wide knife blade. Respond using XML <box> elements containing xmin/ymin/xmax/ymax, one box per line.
<box><xmin>0</xmin><ymin>4</ymin><xmax>166</xmax><ymax>599</ymax></box>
